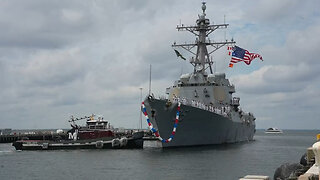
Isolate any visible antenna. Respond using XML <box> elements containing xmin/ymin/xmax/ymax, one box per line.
<box><xmin>214</xmin><ymin>58</ymin><xmax>216</xmax><ymax>73</ymax></box>
<box><xmin>224</xmin><ymin>15</ymin><xmax>226</xmax><ymax>40</ymax></box>
<box><xmin>202</xmin><ymin>2</ymin><xmax>206</xmax><ymax>15</ymax></box>
<box><xmin>139</xmin><ymin>87</ymin><xmax>143</xmax><ymax>130</ymax></box>
<box><xmin>172</xmin><ymin>2</ymin><xmax>235</xmax><ymax>75</ymax></box>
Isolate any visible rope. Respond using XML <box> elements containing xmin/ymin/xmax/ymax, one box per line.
<box><xmin>141</xmin><ymin>102</ymin><xmax>181</xmax><ymax>143</ymax></box>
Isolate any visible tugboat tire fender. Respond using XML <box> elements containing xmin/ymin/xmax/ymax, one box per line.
<box><xmin>120</xmin><ymin>137</ymin><xmax>128</xmax><ymax>147</ymax></box>
<box><xmin>42</xmin><ymin>143</ymin><xmax>49</xmax><ymax>150</ymax></box>
<box><xmin>95</xmin><ymin>141</ymin><xmax>103</xmax><ymax>149</ymax></box>
<box><xmin>112</xmin><ymin>138</ymin><xmax>121</xmax><ymax>148</ymax></box>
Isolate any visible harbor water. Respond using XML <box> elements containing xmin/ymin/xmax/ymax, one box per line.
<box><xmin>0</xmin><ymin>130</ymin><xmax>318</xmax><ymax>180</ymax></box>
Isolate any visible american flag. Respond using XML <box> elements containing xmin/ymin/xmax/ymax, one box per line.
<box><xmin>228</xmin><ymin>46</ymin><xmax>263</xmax><ymax>67</ymax></box>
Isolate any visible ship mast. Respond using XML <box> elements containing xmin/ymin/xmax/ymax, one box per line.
<box><xmin>172</xmin><ymin>2</ymin><xmax>235</xmax><ymax>74</ymax></box>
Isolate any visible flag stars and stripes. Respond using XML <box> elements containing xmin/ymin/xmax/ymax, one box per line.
<box><xmin>227</xmin><ymin>46</ymin><xmax>263</xmax><ymax>67</ymax></box>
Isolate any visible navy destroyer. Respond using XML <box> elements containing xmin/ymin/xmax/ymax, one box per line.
<box><xmin>142</xmin><ymin>2</ymin><xmax>256</xmax><ymax>147</ymax></box>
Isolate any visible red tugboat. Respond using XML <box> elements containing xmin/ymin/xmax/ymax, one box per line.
<box><xmin>12</xmin><ymin>114</ymin><xmax>144</xmax><ymax>150</ymax></box>
<box><xmin>68</xmin><ymin>114</ymin><xmax>115</xmax><ymax>140</ymax></box>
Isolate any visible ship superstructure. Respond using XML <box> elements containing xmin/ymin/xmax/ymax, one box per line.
<box><xmin>142</xmin><ymin>2</ymin><xmax>256</xmax><ymax>147</ymax></box>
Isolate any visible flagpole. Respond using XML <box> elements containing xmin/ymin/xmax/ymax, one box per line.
<box><xmin>149</xmin><ymin>64</ymin><xmax>152</xmax><ymax>95</ymax></box>
<box><xmin>139</xmin><ymin>87</ymin><xmax>143</xmax><ymax>130</ymax></box>
<box><xmin>224</xmin><ymin>15</ymin><xmax>226</xmax><ymax>41</ymax></box>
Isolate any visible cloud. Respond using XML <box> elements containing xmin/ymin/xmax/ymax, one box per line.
<box><xmin>0</xmin><ymin>1</ymin><xmax>93</xmax><ymax>49</ymax></box>
<box><xmin>231</xmin><ymin>63</ymin><xmax>319</xmax><ymax>95</ymax></box>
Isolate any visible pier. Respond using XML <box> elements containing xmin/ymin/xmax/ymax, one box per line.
<box><xmin>0</xmin><ymin>133</ymin><xmax>68</xmax><ymax>143</ymax></box>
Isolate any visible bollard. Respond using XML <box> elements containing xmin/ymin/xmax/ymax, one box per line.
<box><xmin>312</xmin><ymin>141</ymin><xmax>320</xmax><ymax>178</ymax></box>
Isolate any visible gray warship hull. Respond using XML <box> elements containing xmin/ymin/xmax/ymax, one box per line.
<box><xmin>144</xmin><ymin>98</ymin><xmax>255</xmax><ymax>148</ymax></box>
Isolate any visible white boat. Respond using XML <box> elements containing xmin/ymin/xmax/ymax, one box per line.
<box><xmin>265</xmin><ymin>127</ymin><xmax>283</xmax><ymax>134</ymax></box>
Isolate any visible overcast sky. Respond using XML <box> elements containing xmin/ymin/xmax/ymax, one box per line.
<box><xmin>0</xmin><ymin>0</ymin><xmax>319</xmax><ymax>130</ymax></box>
